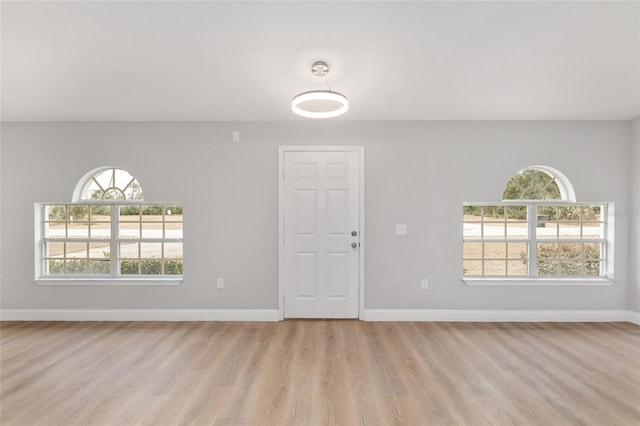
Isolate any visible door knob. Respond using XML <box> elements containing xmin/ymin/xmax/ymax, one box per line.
<box><xmin>351</xmin><ymin>231</ymin><xmax>357</xmax><ymax>236</ymax></box>
<box><xmin>351</xmin><ymin>242</ymin><xmax>358</xmax><ymax>248</ymax></box>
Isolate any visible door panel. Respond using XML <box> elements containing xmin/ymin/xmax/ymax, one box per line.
<box><xmin>326</xmin><ymin>252</ymin><xmax>348</xmax><ymax>298</ymax></box>
<box><xmin>326</xmin><ymin>190</ymin><xmax>348</xmax><ymax>235</ymax></box>
<box><xmin>283</xmin><ymin>150</ymin><xmax>360</xmax><ymax>318</ymax></box>
<box><xmin>295</xmin><ymin>253</ymin><xmax>317</xmax><ymax>298</ymax></box>
<box><xmin>295</xmin><ymin>191</ymin><xmax>317</xmax><ymax>236</ymax></box>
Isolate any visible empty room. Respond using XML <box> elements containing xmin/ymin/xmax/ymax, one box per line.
<box><xmin>1</xmin><ymin>1</ymin><xmax>639</xmax><ymax>425</ymax></box>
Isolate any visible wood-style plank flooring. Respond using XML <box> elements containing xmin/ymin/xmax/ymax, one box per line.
<box><xmin>1</xmin><ymin>320</ymin><xmax>639</xmax><ymax>425</ymax></box>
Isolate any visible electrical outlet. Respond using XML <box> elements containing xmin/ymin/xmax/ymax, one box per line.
<box><xmin>217</xmin><ymin>278</ymin><xmax>224</xmax><ymax>290</ymax></box>
<box><xmin>421</xmin><ymin>279</ymin><xmax>429</xmax><ymax>290</ymax></box>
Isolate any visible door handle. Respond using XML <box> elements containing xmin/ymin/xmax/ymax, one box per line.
<box><xmin>351</xmin><ymin>231</ymin><xmax>358</xmax><ymax>236</ymax></box>
<box><xmin>351</xmin><ymin>242</ymin><xmax>358</xmax><ymax>248</ymax></box>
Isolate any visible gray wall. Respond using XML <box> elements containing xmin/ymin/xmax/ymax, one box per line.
<box><xmin>630</xmin><ymin>116</ymin><xmax>640</xmax><ymax>313</ymax></box>
<box><xmin>0</xmin><ymin>121</ymin><xmax>632</xmax><ymax>311</ymax></box>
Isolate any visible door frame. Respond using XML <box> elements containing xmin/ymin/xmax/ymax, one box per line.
<box><xmin>278</xmin><ymin>146</ymin><xmax>365</xmax><ymax>321</ymax></box>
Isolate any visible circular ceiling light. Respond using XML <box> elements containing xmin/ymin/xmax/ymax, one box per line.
<box><xmin>292</xmin><ymin>61</ymin><xmax>349</xmax><ymax>119</ymax></box>
<box><xmin>292</xmin><ymin>90</ymin><xmax>349</xmax><ymax>119</ymax></box>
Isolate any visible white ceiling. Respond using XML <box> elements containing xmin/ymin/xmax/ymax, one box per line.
<box><xmin>2</xmin><ymin>1</ymin><xmax>639</xmax><ymax>122</ymax></box>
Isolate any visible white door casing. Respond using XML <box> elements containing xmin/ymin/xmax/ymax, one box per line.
<box><xmin>279</xmin><ymin>146</ymin><xmax>364</xmax><ymax>319</ymax></box>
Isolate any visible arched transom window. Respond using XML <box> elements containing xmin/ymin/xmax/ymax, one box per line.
<box><xmin>502</xmin><ymin>165</ymin><xmax>575</xmax><ymax>202</ymax></box>
<box><xmin>503</xmin><ymin>168</ymin><xmax>561</xmax><ymax>200</ymax></box>
<box><xmin>74</xmin><ymin>167</ymin><xmax>144</xmax><ymax>201</ymax></box>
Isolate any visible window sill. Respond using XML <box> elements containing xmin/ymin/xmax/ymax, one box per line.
<box><xmin>462</xmin><ymin>277</ymin><xmax>615</xmax><ymax>286</ymax></box>
<box><xmin>34</xmin><ymin>277</ymin><xmax>183</xmax><ymax>286</ymax></box>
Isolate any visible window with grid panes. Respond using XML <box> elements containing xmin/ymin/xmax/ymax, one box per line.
<box><xmin>36</xmin><ymin>168</ymin><xmax>183</xmax><ymax>280</ymax></box>
<box><xmin>462</xmin><ymin>167</ymin><xmax>610</xmax><ymax>280</ymax></box>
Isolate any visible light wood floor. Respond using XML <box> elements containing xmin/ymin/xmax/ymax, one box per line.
<box><xmin>1</xmin><ymin>320</ymin><xmax>639</xmax><ymax>426</ymax></box>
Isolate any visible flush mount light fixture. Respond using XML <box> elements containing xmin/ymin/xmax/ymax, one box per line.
<box><xmin>292</xmin><ymin>61</ymin><xmax>348</xmax><ymax>118</ymax></box>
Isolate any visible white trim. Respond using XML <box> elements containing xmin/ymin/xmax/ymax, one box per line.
<box><xmin>358</xmin><ymin>149</ymin><xmax>366</xmax><ymax>320</ymax></box>
<box><xmin>0</xmin><ymin>309</ymin><xmax>280</xmax><ymax>322</ymax></box>
<box><xmin>529</xmin><ymin>165</ymin><xmax>576</xmax><ymax>202</ymax></box>
<box><xmin>278</xmin><ymin>149</ymin><xmax>284</xmax><ymax>320</ymax></box>
<box><xmin>278</xmin><ymin>146</ymin><xmax>365</xmax><ymax>320</ymax></box>
<box><xmin>34</xmin><ymin>278</ymin><xmax>183</xmax><ymax>286</ymax></box>
<box><xmin>1</xmin><ymin>309</ymin><xmax>636</xmax><ymax>325</ymax></box>
<box><xmin>628</xmin><ymin>311</ymin><xmax>640</xmax><ymax>325</ymax></box>
<box><xmin>362</xmin><ymin>309</ymin><xmax>639</xmax><ymax>323</ymax></box>
<box><xmin>462</xmin><ymin>278</ymin><xmax>615</xmax><ymax>286</ymax></box>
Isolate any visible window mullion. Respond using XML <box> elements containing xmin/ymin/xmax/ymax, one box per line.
<box><xmin>40</xmin><ymin>205</ymin><xmax>46</xmax><ymax>275</ymax></box>
<box><xmin>601</xmin><ymin>204</ymin><xmax>608</xmax><ymax>276</ymax></box>
<box><xmin>111</xmin><ymin>205</ymin><xmax>119</xmax><ymax>277</ymax></box>
<box><xmin>480</xmin><ymin>207</ymin><xmax>485</xmax><ymax>275</ymax></box>
<box><xmin>528</xmin><ymin>204</ymin><xmax>537</xmax><ymax>278</ymax></box>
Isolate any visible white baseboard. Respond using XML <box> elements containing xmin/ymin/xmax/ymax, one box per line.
<box><xmin>627</xmin><ymin>311</ymin><xmax>640</xmax><ymax>325</ymax></box>
<box><xmin>1</xmin><ymin>308</ymin><xmax>637</xmax><ymax>324</ymax></box>
<box><xmin>362</xmin><ymin>309</ymin><xmax>640</xmax><ymax>324</ymax></box>
<box><xmin>0</xmin><ymin>309</ymin><xmax>280</xmax><ymax>322</ymax></box>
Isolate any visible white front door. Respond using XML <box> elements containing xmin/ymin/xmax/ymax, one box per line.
<box><xmin>281</xmin><ymin>148</ymin><xmax>361</xmax><ymax>318</ymax></box>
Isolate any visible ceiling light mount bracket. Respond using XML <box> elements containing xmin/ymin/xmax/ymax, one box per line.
<box><xmin>311</xmin><ymin>61</ymin><xmax>329</xmax><ymax>77</ymax></box>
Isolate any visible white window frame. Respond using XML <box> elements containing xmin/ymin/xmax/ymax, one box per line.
<box><xmin>34</xmin><ymin>201</ymin><xmax>183</xmax><ymax>285</ymax></box>
<box><xmin>462</xmin><ymin>200</ymin><xmax>615</xmax><ymax>286</ymax></box>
